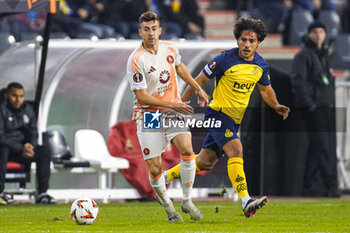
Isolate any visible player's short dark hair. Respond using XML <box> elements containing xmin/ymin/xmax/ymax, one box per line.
<box><xmin>233</xmin><ymin>17</ymin><xmax>267</xmax><ymax>42</ymax></box>
<box><xmin>6</xmin><ymin>82</ymin><xmax>24</xmax><ymax>92</ymax></box>
<box><xmin>139</xmin><ymin>11</ymin><xmax>159</xmax><ymax>24</ymax></box>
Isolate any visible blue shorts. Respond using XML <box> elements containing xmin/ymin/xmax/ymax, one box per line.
<box><xmin>202</xmin><ymin>108</ymin><xmax>240</xmax><ymax>158</ymax></box>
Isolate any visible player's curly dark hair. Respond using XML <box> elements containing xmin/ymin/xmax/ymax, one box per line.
<box><xmin>139</xmin><ymin>11</ymin><xmax>159</xmax><ymax>24</ymax></box>
<box><xmin>233</xmin><ymin>17</ymin><xmax>267</xmax><ymax>42</ymax></box>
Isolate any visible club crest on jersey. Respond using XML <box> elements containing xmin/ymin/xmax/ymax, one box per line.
<box><xmin>252</xmin><ymin>67</ymin><xmax>259</xmax><ymax>75</ymax></box>
<box><xmin>225</xmin><ymin>129</ymin><xmax>233</xmax><ymax>138</ymax></box>
<box><xmin>166</xmin><ymin>55</ymin><xmax>174</xmax><ymax>64</ymax></box>
<box><xmin>209</xmin><ymin>60</ymin><xmax>216</xmax><ymax>69</ymax></box>
<box><xmin>133</xmin><ymin>73</ymin><xmax>143</xmax><ymax>83</ymax></box>
<box><xmin>159</xmin><ymin>70</ymin><xmax>170</xmax><ymax>84</ymax></box>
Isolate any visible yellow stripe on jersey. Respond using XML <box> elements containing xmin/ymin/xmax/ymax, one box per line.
<box><xmin>204</xmin><ymin>48</ymin><xmax>271</xmax><ymax>124</ymax></box>
<box><xmin>209</xmin><ymin>64</ymin><xmax>265</xmax><ymax>124</ymax></box>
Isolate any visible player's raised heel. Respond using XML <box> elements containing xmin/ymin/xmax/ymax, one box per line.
<box><xmin>181</xmin><ymin>201</ymin><xmax>203</xmax><ymax>221</ymax></box>
<box><xmin>164</xmin><ymin>203</ymin><xmax>183</xmax><ymax>222</ymax></box>
<box><xmin>243</xmin><ymin>196</ymin><xmax>268</xmax><ymax>218</ymax></box>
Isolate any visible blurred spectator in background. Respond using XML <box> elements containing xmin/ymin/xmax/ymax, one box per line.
<box><xmin>91</xmin><ymin>0</ymin><xmax>130</xmax><ymax>38</ymax></box>
<box><xmin>290</xmin><ymin>21</ymin><xmax>339</xmax><ymax>197</ymax></box>
<box><xmin>224</xmin><ymin>0</ymin><xmax>291</xmax><ymax>33</ymax></box>
<box><xmin>282</xmin><ymin>0</ymin><xmax>337</xmax><ymax>45</ymax></box>
<box><xmin>120</xmin><ymin>0</ymin><xmax>183</xmax><ymax>39</ymax></box>
<box><xmin>159</xmin><ymin>0</ymin><xmax>205</xmax><ymax>39</ymax></box>
<box><xmin>66</xmin><ymin>0</ymin><xmax>116</xmax><ymax>38</ymax></box>
<box><xmin>0</xmin><ymin>13</ymin><xmax>45</xmax><ymax>42</ymax></box>
<box><xmin>52</xmin><ymin>0</ymin><xmax>116</xmax><ymax>39</ymax></box>
<box><xmin>256</xmin><ymin>0</ymin><xmax>292</xmax><ymax>33</ymax></box>
<box><xmin>293</xmin><ymin>0</ymin><xmax>336</xmax><ymax>19</ymax></box>
<box><xmin>0</xmin><ymin>83</ymin><xmax>56</xmax><ymax>205</ymax></box>
<box><xmin>51</xmin><ymin>0</ymin><xmax>79</xmax><ymax>38</ymax></box>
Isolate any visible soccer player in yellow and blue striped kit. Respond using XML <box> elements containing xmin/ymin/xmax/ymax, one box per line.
<box><xmin>164</xmin><ymin>17</ymin><xmax>290</xmax><ymax>218</ymax></box>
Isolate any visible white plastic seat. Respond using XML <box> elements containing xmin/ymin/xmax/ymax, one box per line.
<box><xmin>74</xmin><ymin>129</ymin><xmax>129</xmax><ymax>191</ymax></box>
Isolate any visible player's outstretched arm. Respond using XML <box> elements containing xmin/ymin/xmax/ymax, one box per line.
<box><xmin>134</xmin><ymin>89</ymin><xmax>194</xmax><ymax>115</ymax></box>
<box><xmin>258</xmin><ymin>84</ymin><xmax>290</xmax><ymax>120</ymax></box>
<box><xmin>176</xmin><ymin>63</ymin><xmax>209</xmax><ymax>107</ymax></box>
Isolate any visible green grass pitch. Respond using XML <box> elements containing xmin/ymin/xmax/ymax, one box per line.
<box><xmin>0</xmin><ymin>198</ymin><xmax>349</xmax><ymax>232</ymax></box>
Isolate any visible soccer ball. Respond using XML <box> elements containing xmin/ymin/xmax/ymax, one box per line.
<box><xmin>70</xmin><ymin>198</ymin><xmax>99</xmax><ymax>225</ymax></box>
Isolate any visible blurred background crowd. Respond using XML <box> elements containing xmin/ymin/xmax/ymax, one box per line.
<box><xmin>0</xmin><ymin>0</ymin><xmax>349</xmax><ymax>43</ymax></box>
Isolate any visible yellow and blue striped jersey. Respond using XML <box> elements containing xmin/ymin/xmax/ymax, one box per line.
<box><xmin>203</xmin><ymin>48</ymin><xmax>271</xmax><ymax>124</ymax></box>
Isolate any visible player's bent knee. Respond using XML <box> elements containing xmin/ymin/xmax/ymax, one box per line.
<box><xmin>149</xmin><ymin>168</ymin><xmax>162</xmax><ymax>179</ymax></box>
<box><xmin>226</xmin><ymin>153</ymin><xmax>243</xmax><ymax>159</ymax></box>
<box><xmin>181</xmin><ymin>150</ymin><xmax>194</xmax><ymax>157</ymax></box>
<box><xmin>200</xmin><ymin>161</ymin><xmax>215</xmax><ymax>170</ymax></box>
<box><xmin>224</xmin><ymin>146</ymin><xmax>243</xmax><ymax>158</ymax></box>
<box><xmin>222</xmin><ymin>139</ymin><xmax>243</xmax><ymax>157</ymax></box>
<box><xmin>147</xmin><ymin>163</ymin><xmax>163</xmax><ymax>178</ymax></box>
<box><xmin>178</xmin><ymin>145</ymin><xmax>194</xmax><ymax>157</ymax></box>
<box><xmin>197</xmin><ymin>158</ymin><xmax>215</xmax><ymax>170</ymax></box>
<box><xmin>149</xmin><ymin>166</ymin><xmax>162</xmax><ymax>177</ymax></box>
<box><xmin>172</xmin><ymin>134</ymin><xmax>193</xmax><ymax>155</ymax></box>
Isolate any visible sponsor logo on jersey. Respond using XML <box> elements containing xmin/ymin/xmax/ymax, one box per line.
<box><xmin>232</xmin><ymin>81</ymin><xmax>256</xmax><ymax>92</ymax></box>
<box><xmin>157</xmin><ymin>83</ymin><xmax>173</xmax><ymax>96</ymax></box>
<box><xmin>133</xmin><ymin>73</ymin><xmax>143</xmax><ymax>83</ymax></box>
<box><xmin>159</xmin><ymin>70</ymin><xmax>171</xmax><ymax>84</ymax></box>
<box><xmin>166</xmin><ymin>55</ymin><xmax>174</xmax><ymax>64</ymax></box>
<box><xmin>209</xmin><ymin>60</ymin><xmax>216</xmax><ymax>69</ymax></box>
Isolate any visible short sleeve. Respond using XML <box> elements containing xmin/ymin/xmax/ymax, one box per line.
<box><xmin>202</xmin><ymin>53</ymin><xmax>224</xmax><ymax>79</ymax></box>
<box><xmin>174</xmin><ymin>46</ymin><xmax>181</xmax><ymax>66</ymax></box>
<box><xmin>258</xmin><ymin>66</ymin><xmax>271</xmax><ymax>86</ymax></box>
<box><xmin>127</xmin><ymin>54</ymin><xmax>147</xmax><ymax>90</ymax></box>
